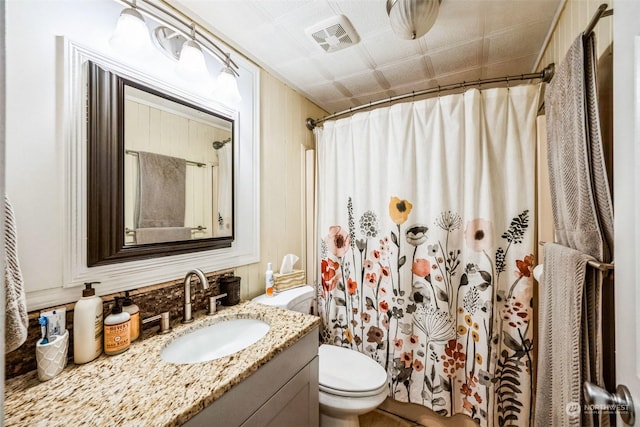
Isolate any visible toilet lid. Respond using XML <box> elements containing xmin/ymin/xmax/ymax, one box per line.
<box><xmin>252</xmin><ymin>285</ymin><xmax>314</xmax><ymax>309</ymax></box>
<box><xmin>318</xmin><ymin>344</ymin><xmax>388</xmax><ymax>397</ymax></box>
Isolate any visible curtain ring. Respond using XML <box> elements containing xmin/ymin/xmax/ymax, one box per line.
<box><xmin>412</xmin><ymin>90</ymin><xmax>415</xmax><ymax>103</ymax></box>
<box><xmin>506</xmin><ymin>76</ymin><xmax>510</xmax><ymax>89</ymax></box>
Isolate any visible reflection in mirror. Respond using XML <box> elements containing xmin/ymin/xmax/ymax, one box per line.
<box><xmin>123</xmin><ymin>86</ymin><xmax>233</xmax><ymax>245</ymax></box>
<box><xmin>86</xmin><ymin>61</ymin><xmax>234</xmax><ymax>267</ymax></box>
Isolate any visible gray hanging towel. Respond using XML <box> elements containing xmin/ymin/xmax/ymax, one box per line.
<box><xmin>136</xmin><ymin>151</ymin><xmax>187</xmax><ymax>228</ymax></box>
<box><xmin>5</xmin><ymin>195</ymin><xmax>28</xmax><ymax>353</ymax></box>
<box><xmin>135</xmin><ymin>227</ymin><xmax>192</xmax><ymax>244</ymax></box>
<box><xmin>544</xmin><ymin>33</ymin><xmax>614</xmax><ymax>262</ymax></box>
<box><xmin>535</xmin><ymin>243</ymin><xmax>606</xmax><ymax>427</ymax></box>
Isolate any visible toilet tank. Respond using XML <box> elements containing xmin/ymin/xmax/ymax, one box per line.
<box><xmin>252</xmin><ymin>285</ymin><xmax>315</xmax><ymax>314</ymax></box>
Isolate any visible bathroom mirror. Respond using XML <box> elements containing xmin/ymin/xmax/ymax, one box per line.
<box><xmin>87</xmin><ymin>61</ymin><xmax>234</xmax><ymax>266</ymax></box>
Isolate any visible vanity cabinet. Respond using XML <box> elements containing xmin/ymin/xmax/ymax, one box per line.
<box><xmin>184</xmin><ymin>326</ymin><xmax>319</xmax><ymax>427</ymax></box>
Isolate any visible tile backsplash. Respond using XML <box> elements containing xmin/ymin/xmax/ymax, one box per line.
<box><xmin>5</xmin><ymin>269</ymin><xmax>234</xmax><ymax>379</ymax></box>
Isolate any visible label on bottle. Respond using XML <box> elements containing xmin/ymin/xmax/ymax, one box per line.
<box><xmin>266</xmin><ymin>273</ymin><xmax>274</xmax><ymax>296</ymax></box>
<box><xmin>94</xmin><ymin>314</ymin><xmax>103</xmax><ymax>355</ymax></box>
<box><xmin>129</xmin><ymin>311</ymin><xmax>140</xmax><ymax>341</ymax></box>
<box><xmin>104</xmin><ymin>321</ymin><xmax>130</xmax><ymax>354</ymax></box>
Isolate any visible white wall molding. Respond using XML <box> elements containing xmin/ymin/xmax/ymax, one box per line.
<box><xmin>27</xmin><ymin>37</ymin><xmax>260</xmax><ymax>311</ymax></box>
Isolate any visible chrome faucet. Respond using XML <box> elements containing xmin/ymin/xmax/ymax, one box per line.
<box><xmin>182</xmin><ymin>268</ymin><xmax>209</xmax><ymax>323</ymax></box>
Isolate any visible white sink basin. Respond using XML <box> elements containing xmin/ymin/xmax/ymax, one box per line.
<box><xmin>161</xmin><ymin>318</ymin><xmax>270</xmax><ymax>364</ymax></box>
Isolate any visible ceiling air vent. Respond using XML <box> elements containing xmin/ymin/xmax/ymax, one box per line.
<box><xmin>305</xmin><ymin>15</ymin><xmax>360</xmax><ymax>53</ymax></box>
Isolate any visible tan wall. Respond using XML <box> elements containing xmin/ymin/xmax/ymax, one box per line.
<box><xmin>539</xmin><ymin>0</ymin><xmax>612</xmax><ymax>69</ymax></box>
<box><xmin>235</xmin><ymin>72</ymin><xmax>325</xmax><ymax>299</ymax></box>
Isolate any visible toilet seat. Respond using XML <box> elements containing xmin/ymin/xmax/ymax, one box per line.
<box><xmin>318</xmin><ymin>344</ymin><xmax>388</xmax><ymax>397</ymax></box>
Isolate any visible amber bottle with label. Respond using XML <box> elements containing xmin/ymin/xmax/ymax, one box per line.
<box><xmin>104</xmin><ymin>297</ymin><xmax>130</xmax><ymax>356</ymax></box>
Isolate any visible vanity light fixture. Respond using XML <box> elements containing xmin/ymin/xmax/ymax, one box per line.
<box><xmin>110</xmin><ymin>0</ymin><xmax>152</xmax><ymax>54</ymax></box>
<box><xmin>386</xmin><ymin>0</ymin><xmax>441</xmax><ymax>40</ymax></box>
<box><xmin>176</xmin><ymin>24</ymin><xmax>210</xmax><ymax>84</ymax></box>
<box><xmin>111</xmin><ymin>0</ymin><xmax>242</xmax><ymax>107</ymax></box>
<box><xmin>215</xmin><ymin>54</ymin><xmax>242</xmax><ymax>107</ymax></box>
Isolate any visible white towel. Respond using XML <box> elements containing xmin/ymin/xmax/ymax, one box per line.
<box><xmin>5</xmin><ymin>196</ymin><xmax>28</xmax><ymax>353</ymax></box>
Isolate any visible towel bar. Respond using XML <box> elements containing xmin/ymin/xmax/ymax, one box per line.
<box><xmin>125</xmin><ymin>226</ymin><xmax>207</xmax><ymax>235</ymax></box>
<box><xmin>125</xmin><ymin>149</ymin><xmax>207</xmax><ymax>168</ymax></box>
<box><xmin>538</xmin><ymin>241</ymin><xmax>614</xmax><ymax>272</ymax></box>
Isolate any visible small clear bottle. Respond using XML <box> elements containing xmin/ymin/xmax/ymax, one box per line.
<box><xmin>104</xmin><ymin>297</ymin><xmax>131</xmax><ymax>356</ymax></box>
<box><xmin>265</xmin><ymin>262</ymin><xmax>275</xmax><ymax>296</ymax></box>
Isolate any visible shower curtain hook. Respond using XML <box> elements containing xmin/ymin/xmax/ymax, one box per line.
<box><xmin>506</xmin><ymin>76</ymin><xmax>510</xmax><ymax>89</ymax></box>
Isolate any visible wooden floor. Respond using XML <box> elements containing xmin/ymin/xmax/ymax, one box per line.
<box><xmin>359</xmin><ymin>398</ymin><xmax>479</xmax><ymax>427</ymax></box>
<box><xmin>360</xmin><ymin>409</ymin><xmax>420</xmax><ymax>427</ymax></box>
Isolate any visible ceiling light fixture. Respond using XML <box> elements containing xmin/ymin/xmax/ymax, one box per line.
<box><xmin>110</xmin><ymin>0</ymin><xmax>152</xmax><ymax>54</ymax></box>
<box><xmin>386</xmin><ymin>0</ymin><xmax>441</xmax><ymax>40</ymax></box>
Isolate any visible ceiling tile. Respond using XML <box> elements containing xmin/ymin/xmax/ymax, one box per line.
<box><xmin>486</xmin><ymin>21</ymin><xmax>550</xmax><ymax>64</ymax></box>
<box><xmin>483</xmin><ymin>54</ymin><xmax>540</xmax><ymax>79</ymax></box>
<box><xmin>177</xmin><ymin>0</ymin><xmax>563</xmax><ymax>113</ymax></box>
<box><xmin>484</xmin><ymin>0</ymin><xmax>558</xmax><ymax>34</ymax></box>
<box><xmin>422</xmin><ymin>1</ymin><xmax>485</xmax><ymax>51</ymax></box>
<box><xmin>377</xmin><ymin>56</ymin><xmax>430</xmax><ymax>87</ymax></box>
<box><xmin>253</xmin><ymin>0</ymin><xmax>317</xmax><ymax>21</ymax></box>
<box><xmin>361</xmin><ymin>30</ymin><xmax>423</xmax><ymax>68</ymax></box>
<box><xmin>340</xmin><ymin>70</ymin><xmax>383</xmax><ymax>96</ymax></box>
<box><xmin>429</xmin><ymin>40</ymin><xmax>482</xmax><ymax>76</ymax></box>
<box><xmin>276</xmin><ymin>58</ymin><xmax>333</xmax><ymax>87</ymax></box>
<box><xmin>309</xmin><ymin>46</ymin><xmax>372</xmax><ymax>78</ymax></box>
<box><xmin>330</xmin><ymin>0</ymin><xmax>391</xmax><ymax>39</ymax></box>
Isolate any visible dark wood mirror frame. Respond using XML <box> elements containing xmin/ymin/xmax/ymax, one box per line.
<box><xmin>87</xmin><ymin>61</ymin><xmax>234</xmax><ymax>267</ymax></box>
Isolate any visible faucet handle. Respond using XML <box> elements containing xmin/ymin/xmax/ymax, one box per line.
<box><xmin>142</xmin><ymin>311</ymin><xmax>171</xmax><ymax>334</ymax></box>
<box><xmin>208</xmin><ymin>294</ymin><xmax>227</xmax><ymax>315</ymax></box>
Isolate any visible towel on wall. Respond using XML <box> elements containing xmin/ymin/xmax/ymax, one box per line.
<box><xmin>5</xmin><ymin>195</ymin><xmax>28</xmax><ymax>353</ymax></box>
<box><xmin>535</xmin><ymin>243</ymin><xmax>606</xmax><ymax>427</ymax></box>
<box><xmin>544</xmin><ymin>33</ymin><xmax>614</xmax><ymax>262</ymax></box>
<box><xmin>135</xmin><ymin>227</ymin><xmax>192</xmax><ymax>244</ymax></box>
<box><xmin>136</xmin><ymin>151</ymin><xmax>187</xmax><ymax>229</ymax></box>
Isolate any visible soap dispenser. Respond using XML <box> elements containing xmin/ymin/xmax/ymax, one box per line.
<box><xmin>104</xmin><ymin>297</ymin><xmax>131</xmax><ymax>356</ymax></box>
<box><xmin>122</xmin><ymin>291</ymin><xmax>140</xmax><ymax>342</ymax></box>
<box><xmin>73</xmin><ymin>282</ymin><xmax>104</xmax><ymax>364</ymax></box>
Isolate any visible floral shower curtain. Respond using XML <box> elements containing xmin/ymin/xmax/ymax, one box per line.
<box><xmin>316</xmin><ymin>85</ymin><xmax>540</xmax><ymax>427</ymax></box>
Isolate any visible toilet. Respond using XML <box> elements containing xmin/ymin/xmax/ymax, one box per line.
<box><xmin>253</xmin><ymin>286</ymin><xmax>388</xmax><ymax>427</ymax></box>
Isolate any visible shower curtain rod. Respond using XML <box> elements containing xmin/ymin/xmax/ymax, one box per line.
<box><xmin>305</xmin><ymin>62</ymin><xmax>556</xmax><ymax>131</ymax></box>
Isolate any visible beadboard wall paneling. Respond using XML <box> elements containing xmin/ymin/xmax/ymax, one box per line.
<box><xmin>539</xmin><ymin>0</ymin><xmax>613</xmax><ymax>69</ymax></box>
<box><xmin>535</xmin><ymin>0</ymin><xmax>614</xmax><ymax>256</ymax></box>
<box><xmin>235</xmin><ymin>72</ymin><xmax>325</xmax><ymax>300</ymax></box>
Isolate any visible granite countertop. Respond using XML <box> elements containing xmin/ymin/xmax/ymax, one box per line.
<box><xmin>4</xmin><ymin>301</ymin><xmax>321</xmax><ymax>427</ymax></box>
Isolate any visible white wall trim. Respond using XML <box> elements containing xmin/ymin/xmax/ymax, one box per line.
<box><xmin>27</xmin><ymin>38</ymin><xmax>260</xmax><ymax>311</ymax></box>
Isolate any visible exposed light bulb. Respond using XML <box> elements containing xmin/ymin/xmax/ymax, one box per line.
<box><xmin>215</xmin><ymin>66</ymin><xmax>242</xmax><ymax>107</ymax></box>
<box><xmin>176</xmin><ymin>40</ymin><xmax>210</xmax><ymax>84</ymax></box>
<box><xmin>110</xmin><ymin>8</ymin><xmax>152</xmax><ymax>55</ymax></box>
